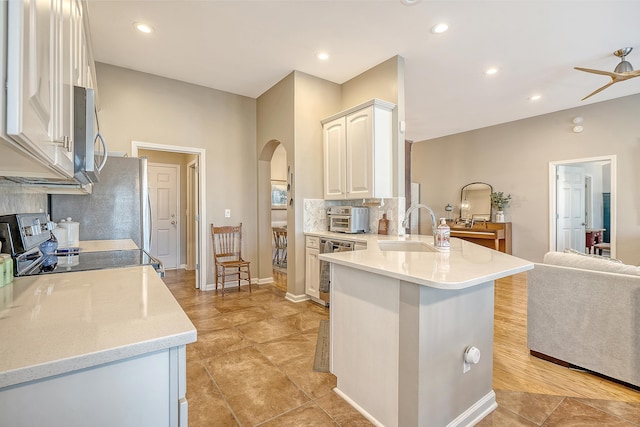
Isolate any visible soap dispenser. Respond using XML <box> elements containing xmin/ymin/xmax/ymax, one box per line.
<box><xmin>435</xmin><ymin>218</ymin><xmax>450</xmax><ymax>250</ymax></box>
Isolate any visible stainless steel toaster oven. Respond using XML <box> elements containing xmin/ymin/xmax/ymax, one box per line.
<box><xmin>327</xmin><ymin>206</ymin><xmax>369</xmax><ymax>233</ymax></box>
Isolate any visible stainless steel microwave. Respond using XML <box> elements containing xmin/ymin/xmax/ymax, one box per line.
<box><xmin>74</xmin><ymin>86</ymin><xmax>107</xmax><ymax>185</ymax></box>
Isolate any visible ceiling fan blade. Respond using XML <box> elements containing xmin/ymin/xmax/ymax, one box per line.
<box><xmin>574</xmin><ymin>67</ymin><xmax>617</xmax><ymax>78</ymax></box>
<box><xmin>581</xmin><ymin>80</ymin><xmax>616</xmax><ymax>101</ymax></box>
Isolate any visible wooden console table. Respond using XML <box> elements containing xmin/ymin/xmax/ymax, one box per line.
<box><xmin>586</xmin><ymin>228</ymin><xmax>605</xmax><ymax>254</ymax></box>
<box><xmin>450</xmin><ymin>222</ymin><xmax>512</xmax><ymax>254</ymax></box>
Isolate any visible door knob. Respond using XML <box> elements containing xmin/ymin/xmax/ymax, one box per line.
<box><xmin>171</xmin><ymin>220</ymin><xmax>177</xmax><ymax>225</ymax></box>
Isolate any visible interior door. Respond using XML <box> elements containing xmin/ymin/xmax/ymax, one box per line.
<box><xmin>556</xmin><ymin>165</ymin><xmax>586</xmax><ymax>252</ymax></box>
<box><xmin>148</xmin><ymin>163</ymin><xmax>179</xmax><ymax>269</ymax></box>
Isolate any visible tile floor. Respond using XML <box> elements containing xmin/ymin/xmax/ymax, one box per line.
<box><xmin>163</xmin><ymin>270</ymin><xmax>640</xmax><ymax>426</ymax></box>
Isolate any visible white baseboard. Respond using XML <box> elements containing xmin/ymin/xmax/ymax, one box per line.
<box><xmin>285</xmin><ymin>292</ymin><xmax>309</xmax><ymax>303</ymax></box>
<box><xmin>200</xmin><ymin>280</ymin><xmax>252</xmax><ymax>292</ymax></box>
<box><xmin>446</xmin><ymin>390</ymin><xmax>497</xmax><ymax>427</ymax></box>
<box><xmin>179</xmin><ymin>264</ymin><xmax>188</xmax><ymax>270</ymax></box>
<box><xmin>333</xmin><ymin>388</ymin><xmax>496</xmax><ymax>427</ymax></box>
<box><xmin>257</xmin><ymin>277</ymin><xmax>274</xmax><ymax>285</ymax></box>
<box><xmin>333</xmin><ymin>388</ymin><xmax>384</xmax><ymax>427</ymax></box>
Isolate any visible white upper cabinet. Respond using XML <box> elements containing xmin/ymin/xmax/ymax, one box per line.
<box><xmin>322</xmin><ymin>99</ymin><xmax>395</xmax><ymax>200</ymax></box>
<box><xmin>322</xmin><ymin>116</ymin><xmax>347</xmax><ymax>199</ymax></box>
<box><xmin>4</xmin><ymin>0</ymin><xmax>94</xmax><ymax>179</ymax></box>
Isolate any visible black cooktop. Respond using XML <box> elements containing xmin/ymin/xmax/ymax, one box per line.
<box><xmin>25</xmin><ymin>249</ymin><xmax>162</xmax><ymax>275</ymax></box>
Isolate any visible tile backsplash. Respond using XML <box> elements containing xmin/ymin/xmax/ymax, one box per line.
<box><xmin>0</xmin><ymin>184</ymin><xmax>47</xmax><ymax>216</ymax></box>
<box><xmin>304</xmin><ymin>198</ymin><xmax>406</xmax><ymax>236</ymax></box>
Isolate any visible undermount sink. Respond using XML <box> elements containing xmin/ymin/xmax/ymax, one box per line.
<box><xmin>378</xmin><ymin>240</ymin><xmax>439</xmax><ymax>253</ymax></box>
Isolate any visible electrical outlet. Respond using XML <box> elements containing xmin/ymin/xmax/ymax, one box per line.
<box><xmin>224</xmin><ymin>209</ymin><xmax>231</xmax><ymax>218</ymax></box>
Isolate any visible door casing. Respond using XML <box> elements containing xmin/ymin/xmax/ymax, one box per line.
<box><xmin>549</xmin><ymin>155</ymin><xmax>616</xmax><ymax>258</ymax></box>
<box><xmin>132</xmin><ymin>141</ymin><xmax>206</xmax><ymax>289</ymax></box>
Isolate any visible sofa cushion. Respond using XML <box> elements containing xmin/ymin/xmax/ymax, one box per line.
<box><xmin>563</xmin><ymin>248</ymin><xmax>622</xmax><ymax>263</ymax></box>
<box><xmin>543</xmin><ymin>251</ymin><xmax>640</xmax><ymax>276</ymax></box>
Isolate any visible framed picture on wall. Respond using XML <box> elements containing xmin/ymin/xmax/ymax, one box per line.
<box><xmin>271</xmin><ymin>180</ymin><xmax>287</xmax><ymax>209</ymax></box>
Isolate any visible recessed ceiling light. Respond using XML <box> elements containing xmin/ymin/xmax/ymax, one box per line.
<box><xmin>484</xmin><ymin>67</ymin><xmax>499</xmax><ymax>76</ymax></box>
<box><xmin>316</xmin><ymin>52</ymin><xmax>330</xmax><ymax>61</ymax></box>
<box><xmin>529</xmin><ymin>94</ymin><xmax>542</xmax><ymax>101</ymax></box>
<box><xmin>133</xmin><ymin>22</ymin><xmax>154</xmax><ymax>34</ymax></box>
<box><xmin>431</xmin><ymin>23</ymin><xmax>449</xmax><ymax>34</ymax></box>
<box><xmin>401</xmin><ymin>0</ymin><xmax>420</xmax><ymax>5</ymax></box>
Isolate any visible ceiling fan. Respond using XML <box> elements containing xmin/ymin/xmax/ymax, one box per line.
<box><xmin>575</xmin><ymin>47</ymin><xmax>640</xmax><ymax>100</ymax></box>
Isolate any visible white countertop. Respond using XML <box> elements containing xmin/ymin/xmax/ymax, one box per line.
<box><xmin>79</xmin><ymin>239</ymin><xmax>139</xmax><ymax>252</ymax></box>
<box><xmin>315</xmin><ymin>233</ymin><xmax>533</xmax><ymax>290</ymax></box>
<box><xmin>0</xmin><ymin>266</ymin><xmax>196</xmax><ymax>388</ymax></box>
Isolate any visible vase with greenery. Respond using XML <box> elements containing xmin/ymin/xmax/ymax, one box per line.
<box><xmin>490</xmin><ymin>192</ymin><xmax>511</xmax><ymax>222</ymax></box>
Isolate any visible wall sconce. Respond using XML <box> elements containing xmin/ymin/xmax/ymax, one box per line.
<box><xmin>572</xmin><ymin>116</ymin><xmax>584</xmax><ymax>133</ymax></box>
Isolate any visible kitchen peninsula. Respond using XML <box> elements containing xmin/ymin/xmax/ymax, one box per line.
<box><xmin>319</xmin><ymin>235</ymin><xmax>533</xmax><ymax>427</ymax></box>
<box><xmin>0</xmin><ymin>263</ymin><xmax>196</xmax><ymax>427</ymax></box>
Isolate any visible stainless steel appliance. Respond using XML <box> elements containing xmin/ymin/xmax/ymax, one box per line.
<box><xmin>328</xmin><ymin>206</ymin><xmax>369</xmax><ymax>233</ymax></box>
<box><xmin>317</xmin><ymin>237</ymin><xmax>367</xmax><ymax>306</ymax></box>
<box><xmin>49</xmin><ymin>156</ymin><xmax>151</xmax><ymax>252</ymax></box>
<box><xmin>74</xmin><ymin>86</ymin><xmax>107</xmax><ymax>185</ymax></box>
<box><xmin>0</xmin><ymin>213</ymin><xmax>162</xmax><ymax>276</ymax></box>
<box><xmin>0</xmin><ymin>86</ymin><xmax>107</xmax><ymax>188</ymax></box>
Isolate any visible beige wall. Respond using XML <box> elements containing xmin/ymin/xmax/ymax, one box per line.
<box><xmin>411</xmin><ymin>93</ymin><xmax>640</xmax><ymax>264</ymax></box>
<box><xmin>256</xmin><ymin>58</ymin><xmax>405</xmax><ymax>298</ymax></box>
<box><xmin>96</xmin><ymin>63</ymin><xmax>257</xmax><ymax>285</ymax></box>
<box><xmin>342</xmin><ymin>56</ymin><xmax>405</xmax><ymax>197</ymax></box>
<box><xmin>257</xmin><ymin>71</ymin><xmax>342</xmax><ymax>295</ymax></box>
<box><xmin>256</xmin><ymin>73</ymin><xmax>297</xmax><ymax>282</ymax></box>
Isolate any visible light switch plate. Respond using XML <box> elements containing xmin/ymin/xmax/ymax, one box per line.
<box><xmin>224</xmin><ymin>209</ymin><xmax>231</xmax><ymax>218</ymax></box>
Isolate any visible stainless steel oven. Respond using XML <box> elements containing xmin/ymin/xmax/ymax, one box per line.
<box><xmin>0</xmin><ymin>213</ymin><xmax>163</xmax><ymax>277</ymax></box>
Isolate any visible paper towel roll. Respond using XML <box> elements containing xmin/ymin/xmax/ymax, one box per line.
<box><xmin>51</xmin><ymin>227</ymin><xmax>68</xmax><ymax>249</ymax></box>
<box><xmin>58</xmin><ymin>217</ymin><xmax>79</xmax><ymax>248</ymax></box>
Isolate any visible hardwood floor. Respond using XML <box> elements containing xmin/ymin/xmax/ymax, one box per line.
<box><xmin>492</xmin><ymin>273</ymin><xmax>639</xmax><ymax>402</ymax></box>
<box><xmin>163</xmin><ymin>269</ymin><xmax>640</xmax><ymax>426</ymax></box>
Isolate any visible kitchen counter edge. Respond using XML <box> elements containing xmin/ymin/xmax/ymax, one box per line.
<box><xmin>0</xmin><ymin>265</ymin><xmax>196</xmax><ymax>389</ymax></box>
<box><xmin>314</xmin><ymin>233</ymin><xmax>534</xmax><ymax>290</ymax></box>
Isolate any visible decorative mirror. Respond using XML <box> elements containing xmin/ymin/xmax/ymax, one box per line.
<box><xmin>460</xmin><ymin>182</ymin><xmax>493</xmax><ymax>221</ymax></box>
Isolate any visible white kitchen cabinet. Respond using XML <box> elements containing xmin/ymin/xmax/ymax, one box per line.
<box><xmin>2</xmin><ymin>0</ymin><xmax>96</xmax><ymax>180</ymax></box>
<box><xmin>322</xmin><ymin>99</ymin><xmax>395</xmax><ymax>200</ymax></box>
<box><xmin>0</xmin><ymin>265</ymin><xmax>196</xmax><ymax>427</ymax></box>
<box><xmin>305</xmin><ymin>236</ymin><xmax>320</xmax><ymax>299</ymax></box>
<box><xmin>0</xmin><ymin>345</ymin><xmax>188</xmax><ymax>427</ymax></box>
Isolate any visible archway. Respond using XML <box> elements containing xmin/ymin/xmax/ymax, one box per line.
<box><xmin>257</xmin><ymin>140</ymin><xmax>288</xmax><ymax>285</ymax></box>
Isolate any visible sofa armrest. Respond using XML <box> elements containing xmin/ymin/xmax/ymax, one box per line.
<box><xmin>527</xmin><ymin>263</ymin><xmax>640</xmax><ymax>387</ymax></box>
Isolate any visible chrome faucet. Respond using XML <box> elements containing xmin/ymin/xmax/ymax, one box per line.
<box><xmin>402</xmin><ymin>204</ymin><xmax>437</xmax><ymax>236</ymax></box>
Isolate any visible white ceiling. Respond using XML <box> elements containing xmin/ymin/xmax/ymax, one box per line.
<box><xmin>87</xmin><ymin>0</ymin><xmax>640</xmax><ymax>142</ymax></box>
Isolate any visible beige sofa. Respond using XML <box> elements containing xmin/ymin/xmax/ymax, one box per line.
<box><xmin>527</xmin><ymin>251</ymin><xmax>640</xmax><ymax>388</ymax></box>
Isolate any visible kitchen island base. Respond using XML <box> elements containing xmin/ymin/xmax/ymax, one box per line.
<box><xmin>0</xmin><ymin>346</ymin><xmax>188</xmax><ymax>427</ymax></box>
<box><xmin>331</xmin><ymin>265</ymin><xmax>497</xmax><ymax>427</ymax></box>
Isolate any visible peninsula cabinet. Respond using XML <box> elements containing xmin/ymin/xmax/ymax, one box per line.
<box><xmin>322</xmin><ymin>99</ymin><xmax>395</xmax><ymax>200</ymax></box>
<box><xmin>305</xmin><ymin>236</ymin><xmax>320</xmax><ymax>300</ymax></box>
<box><xmin>2</xmin><ymin>0</ymin><xmax>96</xmax><ymax>179</ymax></box>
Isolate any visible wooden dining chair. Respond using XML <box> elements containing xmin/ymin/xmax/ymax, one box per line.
<box><xmin>272</xmin><ymin>227</ymin><xmax>287</xmax><ymax>267</ymax></box>
<box><xmin>211</xmin><ymin>223</ymin><xmax>251</xmax><ymax>296</ymax></box>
